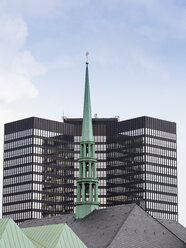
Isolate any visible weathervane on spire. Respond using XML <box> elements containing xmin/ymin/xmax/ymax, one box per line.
<box><xmin>86</xmin><ymin>51</ymin><xmax>89</xmax><ymax>64</ymax></box>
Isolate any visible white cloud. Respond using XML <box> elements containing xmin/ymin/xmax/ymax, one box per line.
<box><xmin>0</xmin><ymin>15</ymin><xmax>27</xmax><ymax>48</ymax></box>
<box><xmin>0</xmin><ymin>14</ymin><xmax>45</xmax><ymax>104</ymax></box>
<box><xmin>0</xmin><ymin>74</ymin><xmax>37</xmax><ymax>103</ymax></box>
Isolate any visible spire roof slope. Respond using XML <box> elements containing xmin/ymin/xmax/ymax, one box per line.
<box><xmin>81</xmin><ymin>63</ymin><xmax>93</xmax><ymax>142</ymax></box>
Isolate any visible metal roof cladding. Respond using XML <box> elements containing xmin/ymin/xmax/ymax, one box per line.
<box><xmin>22</xmin><ymin>223</ymin><xmax>87</xmax><ymax>248</ymax></box>
<box><xmin>0</xmin><ymin>218</ymin><xmax>36</xmax><ymax>248</ymax></box>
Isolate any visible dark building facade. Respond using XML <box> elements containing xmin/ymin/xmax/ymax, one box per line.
<box><xmin>106</xmin><ymin>116</ymin><xmax>177</xmax><ymax>220</ymax></box>
<box><xmin>3</xmin><ymin>117</ymin><xmax>75</xmax><ymax>224</ymax></box>
<box><xmin>3</xmin><ymin>116</ymin><xmax>178</xmax><ymax>224</ymax></box>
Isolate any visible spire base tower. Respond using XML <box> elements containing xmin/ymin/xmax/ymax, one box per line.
<box><xmin>76</xmin><ymin>203</ymin><xmax>99</xmax><ymax>219</ymax></box>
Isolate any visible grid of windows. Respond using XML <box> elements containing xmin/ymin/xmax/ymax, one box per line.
<box><xmin>3</xmin><ymin>117</ymin><xmax>74</xmax><ymax>224</ymax></box>
<box><xmin>41</xmin><ymin>133</ymin><xmax>74</xmax><ymax>217</ymax></box>
<box><xmin>145</xmin><ymin>123</ymin><xmax>177</xmax><ymax>220</ymax></box>
<box><xmin>4</xmin><ymin>129</ymin><xmax>33</xmax><ymax>141</ymax></box>
<box><xmin>3</xmin><ymin>116</ymin><xmax>178</xmax><ymax>223</ymax></box>
<box><xmin>3</xmin><ymin>126</ymin><xmax>35</xmax><ymax>224</ymax></box>
<box><xmin>106</xmin><ymin>117</ymin><xmax>178</xmax><ymax>221</ymax></box>
<box><xmin>107</xmin><ymin>126</ymin><xmax>145</xmax><ymax>207</ymax></box>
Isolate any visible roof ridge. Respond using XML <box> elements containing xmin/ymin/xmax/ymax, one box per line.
<box><xmin>158</xmin><ymin>218</ymin><xmax>178</xmax><ymax>224</ymax></box>
<box><xmin>138</xmin><ymin>205</ymin><xmax>186</xmax><ymax>246</ymax></box>
<box><xmin>21</xmin><ymin>213</ymin><xmax>75</xmax><ymax>228</ymax></box>
<box><xmin>75</xmin><ymin>209</ymin><xmax>96</xmax><ymax>221</ymax></box>
<box><xmin>105</xmin><ymin>204</ymin><xmax>136</xmax><ymax>248</ymax></box>
<box><xmin>156</xmin><ymin>218</ymin><xmax>186</xmax><ymax>245</ymax></box>
<box><xmin>23</xmin><ymin>224</ymin><xmax>65</xmax><ymax>248</ymax></box>
<box><xmin>49</xmin><ymin>223</ymin><xmax>64</xmax><ymax>248</ymax></box>
<box><xmin>22</xmin><ymin>227</ymin><xmax>46</xmax><ymax>248</ymax></box>
<box><xmin>58</xmin><ymin>223</ymin><xmax>66</xmax><ymax>234</ymax></box>
<box><xmin>2</xmin><ymin>219</ymin><xmax>37</xmax><ymax>248</ymax></box>
<box><xmin>78</xmin><ymin>203</ymin><xmax>136</xmax><ymax>221</ymax></box>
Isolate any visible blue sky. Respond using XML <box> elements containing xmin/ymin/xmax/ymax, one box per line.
<box><xmin>0</xmin><ymin>0</ymin><xmax>186</xmax><ymax>224</ymax></box>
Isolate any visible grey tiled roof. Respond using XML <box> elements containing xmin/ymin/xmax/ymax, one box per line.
<box><xmin>21</xmin><ymin>204</ymin><xmax>186</xmax><ymax>248</ymax></box>
<box><xmin>108</xmin><ymin>206</ymin><xmax>186</xmax><ymax>248</ymax></box>
<box><xmin>22</xmin><ymin>204</ymin><xmax>135</xmax><ymax>248</ymax></box>
<box><xmin>158</xmin><ymin>218</ymin><xmax>186</xmax><ymax>244</ymax></box>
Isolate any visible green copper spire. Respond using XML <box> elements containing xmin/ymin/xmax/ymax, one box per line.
<box><xmin>81</xmin><ymin>62</ymin><xmax>94</xmax><ymax>142</ymax></box>
<box><xmin>75</xmin><ymin>53</ymin><xmax>99</xmax><ymax>219</ymax></box>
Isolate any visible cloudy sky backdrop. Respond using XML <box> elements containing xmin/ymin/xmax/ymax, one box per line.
<box><xmin>0</xmin><ymin>0</ymin><xmax>186</xmax><ymax>225</ymax></box>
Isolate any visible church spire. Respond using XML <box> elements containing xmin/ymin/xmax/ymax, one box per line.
<box><xmin>81</xmin><ymin>52</ymin><xmax>94</xmax><ymax>142</ymax></box>
<box><xmin>75</xmin><ymin>53</ymin><xmax>99</xmax><ymax>219</ymax></box>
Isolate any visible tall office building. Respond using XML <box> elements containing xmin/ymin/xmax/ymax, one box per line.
<box><xmin>3</xmin><ymin>115</ymin><xmax>178</xmax><ymax>224</ymax></box>
<box><xmin>2</xmin><ymin>62</ymin><xmax>178</xmax><ymax>224</ymax></box>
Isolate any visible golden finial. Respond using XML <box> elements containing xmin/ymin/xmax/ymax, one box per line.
<box><xmin>86</xmin><ymin>51</ymin><xmax>89</xmax><ymax>64</ymax></box>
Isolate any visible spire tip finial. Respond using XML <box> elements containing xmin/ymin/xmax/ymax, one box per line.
<box><xmin>86</xmin><ymin>51</ymin><xmax>89</xmax><ymax>64</ymax></box>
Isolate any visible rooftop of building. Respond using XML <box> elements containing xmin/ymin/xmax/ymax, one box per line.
<box><xmin>0</xmin><ymin>218</ymin><xmax>87</xmax><ymax>248</ymax></box>
<box><xmin>64</xmin><ymin>117</ymin><xmax>119</xmax><ymax>124</ymax></box>
<box><xmin>21</xmin><ymin>204</ymin><xmax>186</xmax><ymax>248</ymax></box>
